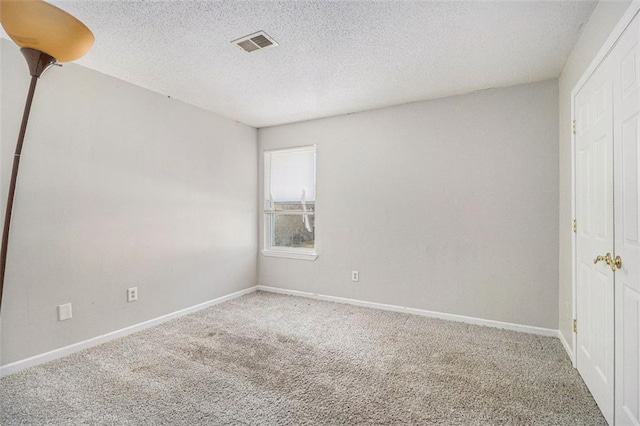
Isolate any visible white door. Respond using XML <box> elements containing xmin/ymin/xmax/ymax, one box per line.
<box><xmin>575</xmin><ymin>53</ymin><xmax>615</xmax><ymax>424</ymax></box>
<box><xmin>612</xmin><ymin>14</ymin><xmax>640</xmax><ymax>426</ymax></box>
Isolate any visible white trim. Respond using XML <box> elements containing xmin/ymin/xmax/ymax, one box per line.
<box><xmin>0</xmin><ymin>286</ymin><xmax>257</xmax><ymax>377</ymax></box>
<box><xmin>256</xmin><ymin>285</ymin><xmax>559</xmax><ymax>337</ymax></box>
<box><xmin>570</xmin><ymin>0</ymin><xmax>640</xmax><ymax>370</ymax></box>
<box><xmin>263</xmin><ymin>210</ymin><xmax>314</xmax><ymax>216</ymax></box>
<box><xmin>571</xmin><ymin>81</ymin><xmax>578</xmax><ymax>368</ymax></box>
<box><xmin>261</xmin><ymin>249</ymin><xmax>318</xmax><ymax>260</ymax></box>
<box><xmin>1</xmin><ymin>284</ymin><xmax>567</xmax><ymax>378</ymax></box>
<box><xmin>570</xmin><ymin>1</ymin><xmax>640</xmax><ymax>99</ymax></box>
<box><xmin>558</xmin><ymin>329</ymin><xmax>574</xmax><ymax>363</ymax></box>
<box><xmin>264</xmin><ymin>144</ymin><xmax>316</xmax><ymax>156</ymax></box>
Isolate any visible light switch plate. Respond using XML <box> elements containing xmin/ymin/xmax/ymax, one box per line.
<box><xmin>58</xmin><ymin>303</ymin><xmax>72</xmax><ymax>321</ymax></box>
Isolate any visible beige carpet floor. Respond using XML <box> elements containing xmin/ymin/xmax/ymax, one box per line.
<box><xmin>1</xmin><ymin>291</ymin><xmax>605</xmax><ymax>425</ymax></box>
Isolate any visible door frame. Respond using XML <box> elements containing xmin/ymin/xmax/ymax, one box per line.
<box><xmin>571</xmin><ymin>1</ymin><xmax>640</xmax><ymax>368</ymax></box>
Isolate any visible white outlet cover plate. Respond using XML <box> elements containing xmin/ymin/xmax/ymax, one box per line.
<box><xmin>58</xmin><ymin>303</ymin><xmax>72</xmax><ymax>321</ymax></box>
<box><xmin>127</xmin><ymin>287</ymin><xmax>138</xmax><ymax>302</ymax></box>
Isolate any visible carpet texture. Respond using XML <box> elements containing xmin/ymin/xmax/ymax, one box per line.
<box><xmin>1</xmin><ymin>291</ymin><xmax>605</xmax><ymax>425</ymax></box>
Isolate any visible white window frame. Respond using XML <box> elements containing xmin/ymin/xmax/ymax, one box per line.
<box><xmin>262</xmin><ymin>145</ymin><xmax>317</xmax><ymax>261</ymax></box>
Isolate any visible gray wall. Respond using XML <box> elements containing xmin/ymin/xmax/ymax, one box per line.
<box><xmin>0</xmin><ymin>40</ymin><xmax>257</xmax><ymax>365</ymax></box>
<box><xmin>558</xmin><ymin>1</ymin><xmax>631</xmax><ymax>350</ymax></box>
<box><xmin>258</xmin><ymin>80</ymin><xmax>559</xmax><ymax>329</ymax></box>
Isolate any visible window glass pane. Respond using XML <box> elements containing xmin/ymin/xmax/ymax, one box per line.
<box><xmin>273</xmin><ymin>213</ymin><xmax>315</xmax><ymax>249</ymax></box>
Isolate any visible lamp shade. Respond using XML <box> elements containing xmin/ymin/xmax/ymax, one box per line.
<box><xmin>0</xmin><ymin>0</ymin><xmax>94</xmax><ymax>62</ymax></box>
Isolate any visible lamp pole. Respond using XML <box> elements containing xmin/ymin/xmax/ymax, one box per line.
<box><xmin>0</xmin><ymin>48</ymin><xmax>57</xmax><ymax>313</ymax></box>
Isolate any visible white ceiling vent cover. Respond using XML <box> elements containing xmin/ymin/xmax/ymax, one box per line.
<box><xmin>232</xmin><ymin>31</ymin><xmax>278</xmax><ymax>53</ymax></box>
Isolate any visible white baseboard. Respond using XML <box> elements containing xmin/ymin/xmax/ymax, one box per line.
<box><xmin>557</xmin><ymin>329</ymin><xmax>574</xmax><ymax>363</ymax></box>
<box><xmin>256</xmin><ymin>285</ymin><xmax>559</xmax><ymax>337</ymax></box>
<box><xmin>0</xmin><ymin>286</ymin><xmax>258</xmax><ymax>377</ymax></box>
<box><xmin>1</xmin><ymin>284</ymin><xmax>568</xmax><ymax>377</ymax></box>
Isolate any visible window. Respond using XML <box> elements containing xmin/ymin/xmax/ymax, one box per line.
<box><xmin>263</xmin><ymin>145</ymin><xmax>317</xmax><ymax>260</ymax></box>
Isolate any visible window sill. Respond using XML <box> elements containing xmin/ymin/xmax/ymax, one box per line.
<box><xmin>261</xmin><ymin>249</ymin><xmax>318</xmax><ymax>261</ymax></box>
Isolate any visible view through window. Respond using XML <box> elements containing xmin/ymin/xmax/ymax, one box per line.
<box><xmin>263</xmin><ymin>145</ymin><xmax>316</xmax><ymax>256</ymax></box>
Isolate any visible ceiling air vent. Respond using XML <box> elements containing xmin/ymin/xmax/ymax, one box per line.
<box><xmin>232</xmin><ymin>31</ymin><xmax>278</xmax><ymax>53</ymax></box>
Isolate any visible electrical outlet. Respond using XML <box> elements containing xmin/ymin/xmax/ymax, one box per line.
<box><xmin>58</xmin><ymin>303</ymin><xmax>72</xmax><ymax>321</ymax></box>
<box><xmin>352</xmin><ymin>271</ymin><xmax>359</xmax><ymax>282</ymax></box>
<box><xmin>127</xmin><ymin>287</ymin><xmax>138</xmax><ymax>302</ymax></box>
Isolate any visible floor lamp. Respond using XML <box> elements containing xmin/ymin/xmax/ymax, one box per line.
<box><xmin>0</xmin><ymin>0</ymin><xmax>94</xmax><ymax>313</ymax></box>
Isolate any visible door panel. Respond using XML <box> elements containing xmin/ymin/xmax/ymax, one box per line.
<box><xmin>576</xmin><ymin>11</ymin><xmax>640</xmax><ymax>425</ymax></box>
<box><xmin>612</xmin><ymin>13</ymin><xmax>640</xmax><ymax>426</ymax></box>
<box><xmin>576</xmin><ymin>55</ymin><xmax>615</xmax><ymax>424</ymax></box>
<box><xmin>622</xmin><ymin>116</ymin><xmax>638</xmax><ymax>243</ymax></box>
<box><xmin>621</xmin><ymin>288</ymin><xmax>639</xmax><ymax>425</ymax></box>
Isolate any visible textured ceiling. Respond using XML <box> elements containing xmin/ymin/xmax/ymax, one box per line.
<box><xmin>5</xmin><ymin>1</ymin><xmax>596</xmax><ymax>128</ymax></box>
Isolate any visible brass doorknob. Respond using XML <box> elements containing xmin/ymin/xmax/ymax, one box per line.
<box><xmin>593</xmin><ymin>253</ymin><xmax>623</xmax><ymax>271</ymax></box>
<box><xmin>594</xmin><ymin>254</ymin><xmax>608</xmax><ymax>264</ymax></box>
<box><xmin>609</xmin><ymin>255</ymin><xmax>623</xmax><ymax>271</ymax></box>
